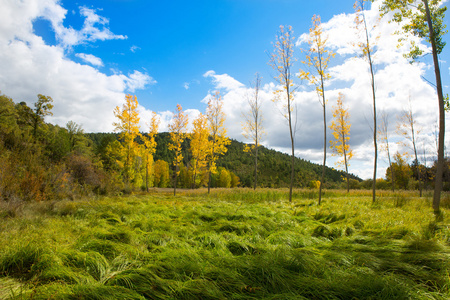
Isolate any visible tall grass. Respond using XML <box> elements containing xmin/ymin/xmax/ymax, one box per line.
<box><xmin>0</xmin><ymin>189</ymin><xmax>449</xmax><ymax>299</ymax></box>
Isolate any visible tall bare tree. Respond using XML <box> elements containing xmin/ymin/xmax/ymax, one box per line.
<box><xmin>355</xmin><ymin>0</ymin><xmax>379</xmax><ymax>203</ymax></box>
<box><xmin>242</xmin><ymin>73</ymin><xmax>265</xmax><ymax>190</ymax></box>
<box><xmin>269</xmin><ymin>25</ymin><xmax>297</xmax><ymax>202</ymax></box>
<box><xmin>397</xmin><ymin>98</ymin><xmax>423</xmax><ymax>196</ymax></box>
<box><xmin>379</xmin><ymin>0</ymin><xmax>447</xmax><ymax>212</ymax></box>
<box><xmin>379</xmin><ymin>111</ymin><xmax>395</xmax><ymax>192</ymax></box>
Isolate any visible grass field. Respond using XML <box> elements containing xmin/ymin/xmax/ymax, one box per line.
<box><xmin>1</xmin><ymin>188</ymin><xmax>450</xmax><ymax>299</ymax></box>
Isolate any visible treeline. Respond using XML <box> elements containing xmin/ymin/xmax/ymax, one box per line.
<box><xmin>2</xmin><ymin>91</ymin><xmax>449</xmax><ymax>203</ymax></box>
<box><xmin>87</xmin><ymin>132</ymin><xmax>361</xmax><ymax>190</ymax></box>
<box><xmin>0</xmin><ymin>93</ymin><xmax>242</xmax><ymax>202</ymax></box>
<box><xmin>0</xmin><ymin>91</ymin><xmax>360</xmax><ymax>203</ymax></box>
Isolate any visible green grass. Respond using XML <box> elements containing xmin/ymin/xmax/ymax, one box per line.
<box><xmin>0</xmin><ymin>189</ymin><xmax>449</xmax><ymax>299</ymax></box>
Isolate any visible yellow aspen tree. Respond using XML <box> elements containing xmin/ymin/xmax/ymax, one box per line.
<box><xmin>269</xmin><ymin>25</ymin><xmax>297</xmax><ymax>203</ymax></box>
<box><xmin>355</xmin><ymin>0</ymin><xmax>379</xmax><ymax>203</ymax></box>
<box><xmin>397</xmin><ymin>98</ymin><xmax>423</xmax><ymax>196</ymax></box>
<box><xmin>330</xmin><ymin>93</ymin><xmax>353</xmax><ymax>192</ymax></box>
<box><xmin>143</xmin><ymin>112</ymin><xmax>160</xmax><ymax>192</ymax></box>
<box><xmin>154</xmin><ymin>159</ymin><xmax>170</xmax><ymax>188</ymax></box>
<box><xmin>379</xmin><ymin>0</ymin><xmax>447</xmax><ymax>212</ymax></box>
<box><xmin>190</xmin><ymin>113</ymin><xmax>209</xmax><ymax>189</ymax></box>
<box><xmin>300</xmin><ymin>15</ymin><xmax>335</xmax><ymax>205</ymax></box>
<box><xmin>113</xmin><ymin>94</ymin><xmax>141</xmax><ymax>185</ymax></box>
<box><xmin>168</xmin><ymin>104</ymin><xmax>188</xmax><ymax>196</ymax></box>
<box><xmin>206</xmin><ymin>91</ymin><xmax>230</xmax><ymax>193</ymax></box>
<box><xmin>378</xmin><ymin>111</ymin><xmax>395</xmax><ymax>192</ymax></box>
<box><xmin>242</xmin><ymin>73</ymin><xmax>265</xmax><ymax>190</ymax></box>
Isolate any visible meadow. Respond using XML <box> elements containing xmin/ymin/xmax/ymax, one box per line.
<box><xmin>1</xmin><ymin>188</ymin><xmax>450</xmax><ymax>299</ymax></box>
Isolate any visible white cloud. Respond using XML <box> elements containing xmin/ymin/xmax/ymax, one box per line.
<box><xmin>0</xmin><ymin>0</ymin><xmax>152</xmax><ymax>132</ymax></box>
<box><xmin>183</xmin><ymin>82</ymin><xmax>190</xmax><ymax>90</ymax></box>
<box><xmin>54</xmin><ymin>6</ymin><xmax>127</xmax><ymax>48</ymax></box>
<box><xmin>120</xmin><ymin>70</ymin><xmax>156</xmax><ymax>93</ymax></box>
<box><xmin>201</xmin><ymin>0</ymin><xmax>449</xmax><ymax>179</ymax></box>
<box><xmin>75</xmin><ymin>53</ymin><xmax>103</xmax><ymax>67</ymax></box>
<box><xmin>203</xmin><ymin>70</ymin><xmax>245</xmax><ymax>91</ymax></box>
<box><xmin>130</xmin><ymin>45</ymin><xmax>140</xmax><ymax>53</ymax></box>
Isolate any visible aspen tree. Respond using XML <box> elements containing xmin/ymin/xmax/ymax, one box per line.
<box><xmin>330</xmin><ymin>93</ymin><xmax>353</xmax><ymax>192</ymax></box>
<box><xmin>169</xmin><ymin>104</ymin><xmax>188</xmax><ymax>196</ymax></box>
<box><xmin>300</xmin><ymin>15</ymin><xmax>335</xmax><ymax>205</ymax></box>
<box><xmin>206</xmin><ymin>91</ymin><xmax>230</xmax><ymax>193</ymax></box>
<box><xmin>113</xmin><ymin>94</ymin><xmax>141</xmax><ymax>185</ymax></box>
<box><xmin>269</xmin><ymin>25</ymin><xmax>297</xmax><ymax>203</ymax></box>
<box><xmin>190</xmin><ymin>113</ymin><xmax>209</xmax><ymax>188</ymax></box>
<box><xmin>242</xmin><ymin>73</ymin><xmax>265</xmax><ymax>190</ymax></box>
<box><xmin>379</xmin><ymin>0</ymin><xmax>447</xmax><ymax>211</ymax></box>
<box><xmin>143</xmin><ymin>112</ymin><xmax>160</xmax><ymax>192</ymax></box>
<box><xmin>355</xmin><ymin>0</ymin><xmax>379</xmax><ymax>203</ymax></box>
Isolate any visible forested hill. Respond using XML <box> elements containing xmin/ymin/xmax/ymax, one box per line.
<box><xmin>87</xmin><ymin>132</ymin><xmax>361</xmax><ymax>188</ymax></box>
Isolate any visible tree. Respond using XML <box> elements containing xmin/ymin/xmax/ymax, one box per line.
<box><xmin>190</xmin><ymin>113</ymin><xmax>209</xmax><ymax>188</ymax></box>
<box><xmin>230</xmin><ymin>171</ymin><xmax>240</xmax><ymax>188</ymax></box>
<box><xmin>206</xmin><ymin>91</ymin><xmax>230</xmax><ymax>193</ymax></box>
<box><xmin>330</xmin><ymin>93</ymin><xmax>353</xmax><ymax>192</ymax></box>
<box><xmin>32</xmin><ymin>94</ymin><xmax>54</xmax><ymax>141</ymax></box>
<box><xmin>66</xmin><ymin>120</ymin><xmax>90</xmax><ymax>155</ymax></box>
<box><xmin>154</xmin><ymin>159</ymin><xmax>170</xmax><ymax>188</ymax></box>
<box><xmin>269</xmin><ymin>25</ymin><xmax>297</xmax><ymax>202</ymax></box>
<box><xmin>355</xmin><ymin>0</ymin><xmax>380</xmax><ymax>203</ymax></box>
<box><xmin>242</xmin><ymin>73</ymin><xmax>265</xmax><ymax>190</ymax></box>
<box><xmin>378</xmin><ymin>0</ymin><xmax>447</xmax><ymax>212</ymax></box>
<box><xmin>218</xmin><ymin>168</ymin><xmax>231</xmax><ymax>188</ymax></box>
<box><xmin>113</xmin><ymin>94</ymin><xmax>141</xmax><ymax>185</ymax></box>
<box><xmin>300</xmin><ymin>15</ymin><xmax>335</xmax><ymax>205</ymax></box>
<box><xmin>386</xmin><ymin>152</ymin><xmax>412</xmax><ymax>189</ymax></box>
<box><xmin>397</xmin><ymin>99</ymin><xmax>423</xmax><ymax>196</ymax></box>
<box><xmin>378</xmin><ymin>112</ymin><xmax>395</xmax><ymax>192</ymax></box>
<box><xmin>0</xmin><ymin>93</ymin><xmax>18</xmax><ymax>146</ymax></box>
<box><xmin>143</xmin><ymin>112</ymin><xmax>160</xmax><ymax>192</ymax></box>
<box><xmin>168</xmin><ymin>104</ymin><xmax>188</xmax><ymax>196</ymax></box>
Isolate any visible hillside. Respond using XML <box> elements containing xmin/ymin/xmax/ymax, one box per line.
<box><xmin>86</xmin><ymin>132</ymin><xmax>360</xmax><ymax>188</ymax></box>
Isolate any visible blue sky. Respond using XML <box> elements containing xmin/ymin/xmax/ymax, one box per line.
<box><xmin>0</xmin><ymin>0</ymin><xmax>449</xmax><ymax>179</ymax></box>
<box><xmin>34</xmin><ymin>0</ymin><xmax>361</xmax><ymax>112</ymax></box>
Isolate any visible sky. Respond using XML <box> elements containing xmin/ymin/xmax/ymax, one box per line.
<box><xmin>0</xmin><ymin>0</ymin><xmax>449</xmax><ymax>180</ymax></box>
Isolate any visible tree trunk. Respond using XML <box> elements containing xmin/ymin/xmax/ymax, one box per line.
<box><xmin>207</xmin><ymin>170</ymin><xmax>211</xmax><ymax>194</ymax></box>
<box><xmin>319</xmin><ymin>98</ymin><xmax>326</xmax><ymax>205</ymax></box>
<box><xmin>173</xmin><ymin>163</ymin><xmax>178</xmax><ymax>196</ymax></box>
<box><xmin>367</xmin><ymin>40</ymin><xmax>377</xmax><ymax>204</ymax></box>
<box><xmin>254</xmin><ymin>145</ymin><xmax>258</xmax><ymax>190</ymax></box>
<box><xmin>145</xmin><ymin>154</ymin><xmax>149</xmax><ymax>193</ymax></box>
<box><xmin>423</xmin><ymin>0</ymin><xmax>445</xmax><ymax>213</ymax></box>
<box><xmin>288</xmin><ymin>96</ymin><xmax>294</xmax><ymax>203</ymax></box>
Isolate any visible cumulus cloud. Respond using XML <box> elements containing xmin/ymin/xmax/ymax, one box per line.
<box><xmin>0</xmin><ymin>0</ymin><xmax>151</xmax><ymax>132</ymax></box>
<box><xmin>120</xmin><ymin>70</ymin><xmax>156</xmax><ymax>93</ymax></box>
<box><xmin>53</xmin><ymin>6</ymin><xmax>127</xmax><ymax>48</ymax></box>
<box><xmin>203</xmin><ymin>70</ymin><xmax>245</xmax><ymax>91</ymax></box>
<box><xmin>201</xmin><ymin>0</ymin><xmax>448</xmax><ymax>179</ymax></box>
<box><xmin>75</xmin><ymin>53</ymin><xmax>103</xmax><ymax>67</ymax></box>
